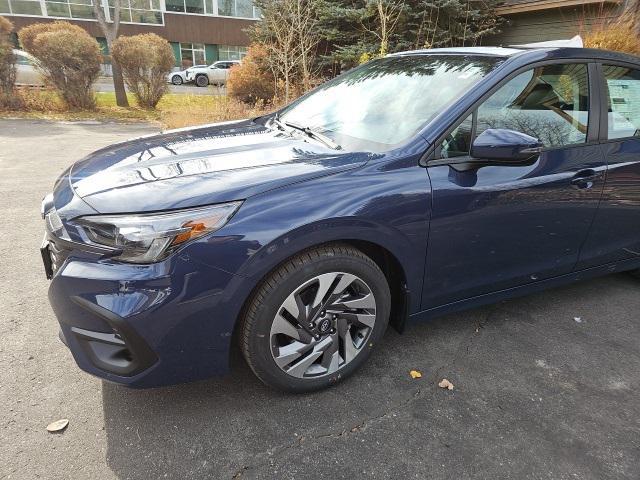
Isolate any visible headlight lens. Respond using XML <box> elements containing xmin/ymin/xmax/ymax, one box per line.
<box><xmin>73</xmin><ymin>202</ymin><xmax>242</xmax><ymax>263</ymax></box>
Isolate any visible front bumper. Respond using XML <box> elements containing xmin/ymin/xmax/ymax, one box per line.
<box><xmin>46</xmin><ymin>238</ymin><xmax>248</xmax><ymax>388</ymax></box>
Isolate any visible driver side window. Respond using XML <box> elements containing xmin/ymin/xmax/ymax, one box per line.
<box><xmin>476</xmin><ymin>63</ymin><xmax>589</xmax><ymax>148</ymax></box>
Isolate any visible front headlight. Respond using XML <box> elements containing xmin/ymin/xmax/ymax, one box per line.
<box><xmin>73</xmin><ymin>202</ymin><xmax>242</xmax><ymax>263</ymax></box>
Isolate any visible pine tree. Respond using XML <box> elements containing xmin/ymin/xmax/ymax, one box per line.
<box><xmin>315</xmin><ymin>0</ymin><xmax>502</xmax><ymax>70</ymax></box>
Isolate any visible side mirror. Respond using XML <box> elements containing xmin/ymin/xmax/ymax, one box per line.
<box><xmin>471</xmin><ymin>128</ymin><xmax>542</xmax><ymax>162</ymax></box>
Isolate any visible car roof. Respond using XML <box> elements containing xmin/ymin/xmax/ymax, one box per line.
<box><xmin>390</xmin><ymin>46</ymin><xmax>524</xmax><ymax>57</ymax></box>
<box><xmin>390</xmin><ymin>46</ymin><xmax>640</xmax><ymax>65</ymax></box>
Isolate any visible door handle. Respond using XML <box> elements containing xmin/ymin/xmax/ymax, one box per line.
<box><xmin>571</xmin><ymin>169</ymin><xmax>602</xmax><ymax>189</ymax></box>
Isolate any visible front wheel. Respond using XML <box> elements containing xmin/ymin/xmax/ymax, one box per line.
<box><xmin>195</xmin><ymin>74</ymin><xmax>209</xmax><ymax>87</ymax></box>
<box><xmin>240</xmin><ymin>244</ymin><xmax>391</xmax><ymax>393</ymax></box>
<box><xmin>171</xmin><ymin>75</ymin><xmax>183</xmax><ymax>85</ymax></box>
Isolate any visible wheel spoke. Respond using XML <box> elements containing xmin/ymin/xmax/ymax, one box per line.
<box><xmin>335</xmin><ymin>292</ymin><xmax>376</xmax><ymax>311</ymax></box>
<box><xmin>271</xmin><ymin>313</ymin><xmax>302</xmax><ymax>340</ymax></box>
<box><xmin>274</xmin><ymin>341</ymin><xmax>309</xmax><ymax>368</ymax></box>
<box><xmin>311</xmin><ymin>272</ymin><xmax>340</xmax><ymax>308</ymax></box>
<box><xmin>340</xmin><ymin>311</ymin><xmax>376</xmax><ymax>328</ymax></box>
<box><xmin>319</xmin><ymin>331</ymin><xmax>340</xmax><ymax>374</ymax></box>
<box><xmin>286</xmin><ymin>337</ymin><xmax>332</xmax><ymax>378</ymax></box>
<box><xmin>337</xmin><ymin>318</ymin><xmax>358</xmax><ymax>363</ymax></box>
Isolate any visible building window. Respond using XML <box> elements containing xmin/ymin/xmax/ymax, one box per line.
<box><xmin>165</xmin><ymin>0</ymin><xmax>214</xmax><ymax>15</ymax></box>
<box><xmin>108</xmin><ymin>0</ymin><xmax>162</xmax><ymax>24</ymax></box>
<box><xmin>180</xmin><ymin>42</ymin><xmax>206</xmax><ymax>67</ymax></box>
<box><xmin>0</xmin><ymin>0</ymin><xmax>44</xmax><ymax>15</ymax></box>
<box><xmin>45</xmin><ymin>0</ymin><xmax>94</xmax><ymax>19</ymax></box>
<box><xmin>218</xmin><ymin>45</ymin><xmax>247</xmax><ymax>61</ymax></box>
<box><xmin>218</xmin><ymin>0</ymin><xmax>258</xmax><ymax>18</ymax></box>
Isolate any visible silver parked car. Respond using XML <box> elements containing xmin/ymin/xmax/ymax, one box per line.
<box><xmin>14</xmin><ymin>49</ymin><xmax>45</xmax><ymax>86</ymax></box>
<box><xmin>166</xmin><ymin>65</ymin><xmax>208</xmax><ymax>85</ymax></box>
<box><xmin>187</xmin><ymin>60</ymin><xmax>240</xmax><ymax>87</ymax></box>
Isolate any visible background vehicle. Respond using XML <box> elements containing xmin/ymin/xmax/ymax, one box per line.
<box><xmin>42</xmin><ymin>46</ymin><xmax>640</xmax><ymax>393</ymax></box>
<box><xmin>166</xmin><ymin>65</ymin><xmax>207</xmax><ymax>85</ymax></box>
<box><xmin>14</xmin><ymin>49</ymin><xmax>45</xmax><ymax>86</ymax></box>
<box><xmin>187</xmin><ymin>60</ymin><xmax>240</xmax><ymax>87</ymax></box>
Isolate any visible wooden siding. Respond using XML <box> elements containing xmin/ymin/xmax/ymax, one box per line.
<box><xmin>8</xmin><ymin>13</ymin><xmax>255</xmax><ymax>46</ymax></box>
<box><xmin>496</xmin><ymin>0</ymin><xmax>620</xmax><ymax>15</ymax></box>
<box><xmin>488</xmin><ymin>5</ymin><xmax>621</xmax><ymax>45</ymax></box>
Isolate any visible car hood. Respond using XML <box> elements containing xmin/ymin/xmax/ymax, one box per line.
<box><xmin>68</xmin><ymin>119</ymin><xmax>371</xmax><ymax>214</ymax></box>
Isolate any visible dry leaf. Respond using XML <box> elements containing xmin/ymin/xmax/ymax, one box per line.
<box><xmin>409</xmin><ymin>370</ymin><xmax>422</xmax><ymax>379</ymax></box>
<box><xmin>46</xmin><ymin>418</ymin><xmax>69</xmax><ymax>433</ymax></box>
<box><xmin>438</xmin><ymin>378</ymin><xmax>454</xmax><ymax>390</ymax></box>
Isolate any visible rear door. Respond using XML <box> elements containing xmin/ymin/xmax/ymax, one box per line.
<box><xmin>422</xmin><ymin>61</ymin><xmax>607</xmax><ymax>308</ymax></box>
<box><xmin>577</xmin><ymin>63</ymin><xmax>640</xmax><ymax>268</ymax></box>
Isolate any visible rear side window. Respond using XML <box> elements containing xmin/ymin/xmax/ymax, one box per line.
<box><xmin>476</xmin><ymin>63</ymin><xmax>589</xmax><ymax>148</ymax></box>
<box><xmin>602</xmin><ymin>65</ymin><xmax>640</xmax><ymax>140</ymax></box>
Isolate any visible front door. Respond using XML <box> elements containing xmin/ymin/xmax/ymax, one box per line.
<box><xmin>422</xmin><ymin>62</ymin><xmax>606</xmax><ymax>309</ymax></box>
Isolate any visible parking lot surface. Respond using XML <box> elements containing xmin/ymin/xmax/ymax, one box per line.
<box><xmin>95</xmin><ymin>77</ymin><xmax>224</xmax><ymax>95</ymax></box>
<box><xmin>0</xmin><ymin>119</ymin><xmax>639</xmax><ymax>480</ymax></box>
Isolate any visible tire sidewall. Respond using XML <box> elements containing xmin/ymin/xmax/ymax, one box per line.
<box><xmin>196</xmin><ymin>75</ymin><xmax>208</xmax><ymax>87</ymax></box>
<box><xmin>247</xmin><ymin>253</ymin><xmax>390</xmax><ymax>393</ymax></box>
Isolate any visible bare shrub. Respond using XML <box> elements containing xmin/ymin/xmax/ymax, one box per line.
<box><xmin>0</xmin><ymin>16</ymin><xmax>20</xmax><ymax>109</ymax></box>
<box><xmin>227</xmin><ymin>44</ymin><xmax>276</xmax><ymax>104</ymax></box>
<box><xmin>160</xmin><ymin>95</ymin><xmax>271</xmax><ymax>130</ymax></box>
<box><xmin>18</xmin><ymin>21</ymin><xmax>101</xmax><ymax>110</ymax></box>
<box><xmin>112</xmin><ymin>33</ymin><xmax>174</xmax><ymax>109</ymax></box>
<box><xmin>583</xmin><ymin>19</ymin><xmax>640</xmax><ymax>55</ymax></box>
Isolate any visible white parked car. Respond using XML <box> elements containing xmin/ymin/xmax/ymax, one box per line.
<box><xmin>14</xmin><ymin>49</ymin><xmax>45</xmax><ymax>86</ymax></box>
<box><xmin>186</xmin><ymin>60</ymin><xmax>240</xmax><ymax>87</ymax></box>
<box><xmin>166</xmin><ymin>65</ymin><xmax>208</xmax><ymax>86</ymax></box>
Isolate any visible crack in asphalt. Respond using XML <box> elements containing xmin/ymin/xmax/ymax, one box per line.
<box><xmin>230</xmin><ymin>308</ymin><xmax>496</xmax><ymax>478</ymax></box>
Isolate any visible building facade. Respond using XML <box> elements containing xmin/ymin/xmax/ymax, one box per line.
<box><xmin>0</xmin><ymin>0</ymin><xmax>259</xmax><ymax>67</ymax></box>
<box><xmin>491</xmin><ymin>0</ymin><xmax>626</xmax><ymax>45</ymax></box>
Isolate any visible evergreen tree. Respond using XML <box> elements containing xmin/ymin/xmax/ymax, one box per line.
<box><xmin>314</xmin><ymin>0</ymin><xmax>502</xmax><ymax>70</ymax></box>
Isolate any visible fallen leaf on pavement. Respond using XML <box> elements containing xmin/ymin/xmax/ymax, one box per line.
<box><xmin>409</xmin><ymin>370</ymin><xmax>422</xmax><ymax>379</ymax></box>
<box><xmin>46</xmin><ymin>419</ymin><xmax>69</xmax><ymax>433</ymax></box>
<box><xmin>438</xmin><ymin>378</ymin><xmax>454</xmax><ymax>390</ymax></box>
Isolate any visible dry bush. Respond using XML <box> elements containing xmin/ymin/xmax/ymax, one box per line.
<box><xmin>228</xmin><ymin>44</ymin><xmax>276</xmax><ymax>104</ymax></box>
<box><xmin>160</xmin><ymin>95</ymin><xmax>272</xmax><ymax>130</ymax></box>
<box><xmin>0</xmin><ymin>16</ymin><xmax>20</xmax><ymax>109</ymax></box>
<box><xmin>17</xmin><ymin>87</ymin><xmax>66</xmax><ymax>112</ymax></box>
<box><xmin>0</xmin><ymin>16</ymin><xmax>12</xmax><ymax>37</ymax></box>
<box><xmin>112</xmin><ymin>34</ymin><xmax>174</xmax><ymax>109</ymax></box>
<box><xmin>583</xmin><ymin>18</ymin><xmax>640</xmax><ymax>56</ymax></box>
<box><xmin>18</xmin><ymin>22</ymin><xmax>101</xmax><ymax>110</ymax></box>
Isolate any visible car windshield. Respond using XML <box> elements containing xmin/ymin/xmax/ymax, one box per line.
<box><xmin>279</xmin><ymin>54</ymin><xmax>504</xmax><ymax>151</ymax></box>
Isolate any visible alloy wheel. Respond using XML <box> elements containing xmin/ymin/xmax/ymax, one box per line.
<box><xmin>270</xmin><ymin>272</ymin><xmax>377</xmax><ymax>378</ymax></box>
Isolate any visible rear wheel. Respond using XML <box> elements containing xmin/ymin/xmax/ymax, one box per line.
<box><xmin>171</xmin><ymin>75</ymin><xmax>183</xmax><ymax>85</ymax></box>
<box><xmin>195</xmin><ymin>74</ymin><xmax>209</xmax><ymax>87</ymax></box>
<box><xmin>240</xmin><ymin>244</ymin><xmax>391</xmax><ymax>393</ymax></box>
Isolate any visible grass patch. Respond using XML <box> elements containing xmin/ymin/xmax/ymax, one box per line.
<box><xmin>0</xmin><ymin>88</ymin><xmax>272</xmax><ymax>129</ymax></box>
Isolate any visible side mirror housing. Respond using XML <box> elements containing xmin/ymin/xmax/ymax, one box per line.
<box><xmin>471</xmin><ymin>128</ymin><xmax>543</xmax><ymax>161</ymax></box>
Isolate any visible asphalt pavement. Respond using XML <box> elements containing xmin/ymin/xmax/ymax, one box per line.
<box><xmin>95</xmin><ymin>77</ymin><xmax>225</xmax><ymax>95</ymax></box>
<box><xmin>0</xmin><ymin>119</ymin><xmax>638</xmax><ymax>480</ymax></box>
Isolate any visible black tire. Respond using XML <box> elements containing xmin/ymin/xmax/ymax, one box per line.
<box><xmin>195</xmin><ymin>74</ymin><xmax>209</xmax><ymax>87</ymax></box>
<box><xmin>630</xmin><ymin>269</ymin><xmax>640</xmax><ymax>279</ymax></box>
<box><xmin>171</xmin><ymin>75</ymin><xmax>183</xmax><ymax>86</ymax></box>
<box><xmin>240</xmin><ymin>243</ymin><xmax>391</xmax><ymax>393</ymax></box>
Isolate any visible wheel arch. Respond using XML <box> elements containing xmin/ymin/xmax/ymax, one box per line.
<box><xmin>230</xmin><ymin>238</ymin><xmax>410</xmax><ymax>361</ymax></box>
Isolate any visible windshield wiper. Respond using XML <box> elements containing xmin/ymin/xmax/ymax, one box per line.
<box><xmin>270</xmin><ymin>113</ymin><xmax>290</xmax><ymax>133</ymax></box>
<box><xmin>283</xmin><ymin>120</ymin><xmax>342</xmax><ymax>150</ymax></box>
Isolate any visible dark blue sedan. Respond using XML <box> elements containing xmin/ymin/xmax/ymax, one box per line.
<box><xmin>42</xmin><ymin>46</ymin><xmax>640</xmax><ymax>392</ymax></box>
